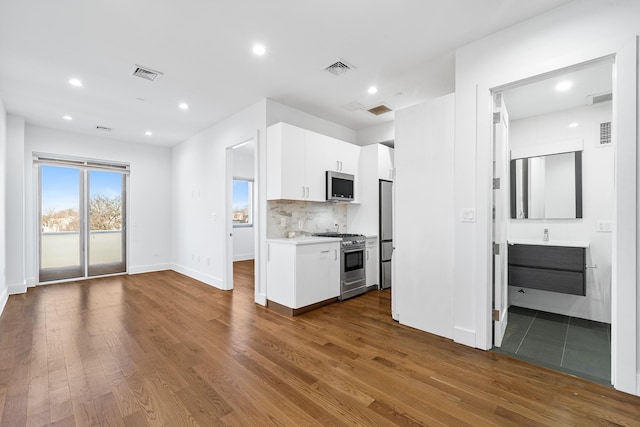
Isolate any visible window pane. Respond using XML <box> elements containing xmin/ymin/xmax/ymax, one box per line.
<box><xmin>233</xmin><ymin>180</ymin><xmax>252</xmax><ymax>225</ymax></box>
<box><xmin>40</xmin><ymin>165</ymin><xmax>83</xmax><ymax>281</ymax></box>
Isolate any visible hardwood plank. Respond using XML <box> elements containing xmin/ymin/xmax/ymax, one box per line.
<box><xmin>0</xmin><ymin>261</ymin><xmax>638</xmax><ymax>426</ymax></box>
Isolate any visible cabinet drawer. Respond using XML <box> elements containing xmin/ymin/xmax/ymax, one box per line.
<box><xmin>508</xmin><ymin>244</ymin><xmax>584</xmax><ymax>271</ymax></box>
<box><xmin>509</xmin><ymin>266</ymin><xmax>585</xmax><ymax>296</ymax></box>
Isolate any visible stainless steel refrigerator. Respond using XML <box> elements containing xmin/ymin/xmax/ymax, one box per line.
<box><xmin>379</xmin><ymin>180</ymin><xmax>393</xmax><ymax>289</ymax></box>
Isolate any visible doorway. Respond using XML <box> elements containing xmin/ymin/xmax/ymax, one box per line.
<box><xmin>37</xmin><ymin>155</ymin><xmax>128</xmax><ymax>282</ymax></box>
<box><xmin>490</xmin><ymin>58</ymin><xmax>614</xmax><ymax>384</ymax></box>
<box><xmin>225</xmin><ymin>139</ymin><xmax>256</xmax><ymax>295</ymax></box>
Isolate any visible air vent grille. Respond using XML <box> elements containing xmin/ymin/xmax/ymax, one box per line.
<box><xmin>324</xmin><ymin>61</ymin><xmax>352</xmax><ymax>76</ymax></box>
<box><xmin>130</xmin><ymin>65</ymin><xmax>163</xmax><ymax>82</ymax></box>
<box><xmin>96</xmin><ymin>126</ymin><xmax>112</xmax><ymax>132</ymax></box>
<box><xmin>600</xmin><ymin>121</ymin><xmax>611</xmax><ymax>145</ymax></box>
<box><xmin>367</xmin><ymin>104</ymin><xmax>393</xmax><ymax>116</ymax></box>
<box><xmin>587</xmin><ymin>92</ymin><xmax>613</xmax><ymax>105</ymax></box>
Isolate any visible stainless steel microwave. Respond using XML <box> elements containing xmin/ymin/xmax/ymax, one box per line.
<box><xmin>326</xmin><ymin>171</ymin><xmax>354</xmax><ymax>202</ymax></box>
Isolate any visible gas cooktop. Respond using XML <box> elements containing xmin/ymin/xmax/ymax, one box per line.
<box><xmin>313</xmin><ymin>232</ymin><xmax>364</xmax><ymax>238</ymax></box>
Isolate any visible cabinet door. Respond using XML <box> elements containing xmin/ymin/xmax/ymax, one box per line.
<box><xmin>378</xmin><ymin>145</ymin><xmax>394</xmax><ymax>181</ymax></box>
<box><xmin>339</xmin><ymin>141</ymin><xmax>361</xmax><ymax>175</ymax></box>
<box><xmin>304</xmin><ymin>131</ymin><xmax>328</xmax><ymax>201</ymax></box>
<box><xmin>296</xmin><ymin>244</ymin><xmax>333</xmax><ymax>307</ymax></box>
<box><xmin>365</xmin><ymin>241</ymin><xmax>378</xmax><ymax>288</ymax></box>
<box><xmin>266</xmin><ymin>243</ymin><xmax>296</xmax><ymax>307</ymax></box>
<box><xmin>280</xmin><ymin>125</ymin><xmax>308</xmax><ymax>200</ymax></box>
<box><xmin>325</xmin><ymin>137</ymin><xmax>360</xmax><ymax>175</ymax></box>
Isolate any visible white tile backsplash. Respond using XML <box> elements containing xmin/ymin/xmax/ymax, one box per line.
<box><xmin>267</xmin><ymin>200</ymin><xmax>348</xmax><ymax>238</ymax></box>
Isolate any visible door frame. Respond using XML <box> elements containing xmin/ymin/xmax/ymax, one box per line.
<box><xmin>35</xmin><ymin>153</ymin><xmax>130</xmax><ymax>283</ymax></box>
<box><xmin>224</xmin><ymin>137</ymin><xmax>257</xmax><ymax>292</ymax></box>
<box><xmin>482</xmin><ymin>42</ymin><xmax>637</xmax><ymax>393</ymax></box>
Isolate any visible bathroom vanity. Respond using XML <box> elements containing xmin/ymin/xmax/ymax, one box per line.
<box><xmin>507</xmin><ymin>241</ymin><xmax>588</xmax><ymax>296</ymax></box>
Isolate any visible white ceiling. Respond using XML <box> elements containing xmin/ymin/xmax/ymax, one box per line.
<box><xmin>0</xmin><ymin>0</ymin><xmax>573</xmax><ymax>147</ymax></box>
<box><xmin>501</xmin><ymin>58</ymin><xmax>613</xmax><ymax>120</ymax></box>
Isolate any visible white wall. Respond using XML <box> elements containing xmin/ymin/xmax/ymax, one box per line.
<box><xmin>172</xmin><ymin>100</ymin><xmax>266</xmax><ymax>295</ymax></box>
<box><xmin>394</xmin><ymin>93</ymin><xmax>455</xmax><ymax>339</ymax></box>
<box><xmin>232</xmin><ymin>145</ymin><xmax>255</xmax><ymax>261</ymax></box>
<box><xmin>356</xmin><ymin>121</ymin><xmax>395</xmax><ymax>146</ymax></box>
<box><xmin>0</xmin><ymin>97</ymin><xmax>7</xmax><ymax>315</ymax></box>
<box><xmin>266</xmin><ymin>99</ymin><xmax>357</xmax><ymax>143</ymax></box>
<box><xmin>22</xmin><ymin>125</ymin><xmax>172</xmax><ymax>281</ymax></box>
<box><xmin>6</xmin><ymin>115</ymin><xmax>25</xmax><ymax>293</ymax></box>
<box><xmin>454</xmin><ymin>0</ymin><xmax>638</xmax><ymax>394</ymax></box>
<box><xmin>508</xmin><ymin>103</ymin><xmax>613</xmax><ymax>323</ymax></box>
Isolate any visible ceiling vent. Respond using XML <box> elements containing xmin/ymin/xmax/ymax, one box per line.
<box><xmin>130</xmin><ymin>65</ymin><xmax>163</xmax><ymax>82</ymax></box>
<box><xmin>96</xmin><ymin>125</ymin><xmax>112</xmax><ymax>132</ymax></box>
<box><xmin>324</xmin><ymin>60</ymin><xmax>354</xmax><ymax>76</ymax></box>
<box><xmin>366</xmin><ymin>104</ymin><xmax>393</xmax><ymax>116</ymax></box>
<box><xmin>587</xmin><ymin>92</ymin><xmax>613</xmax><ymax>105</ymax></box>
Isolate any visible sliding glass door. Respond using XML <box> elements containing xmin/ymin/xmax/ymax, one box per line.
<box><xmin>38</xmin><ymin>157</ymin><xmax>128</xmax><ymax>282</ymax></box>
<box><xmin>40</xmin><ymin>165</ymin><xmax>84</xmax><ymax>281</ymax></box>
<box><xmin>88</xmin><ymin>170</ymin><xmax>126</xmax><ymax>276</ymax></box>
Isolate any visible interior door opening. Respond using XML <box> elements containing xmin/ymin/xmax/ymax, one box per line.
<box><xmin>489</xmin><ymin>57</ymin><xmax>614</xmax><ymax>386</ymax></box>
<box><xmin>226</xmin><ymin>139</ymin><xmax>256</xmax><ymax>297</ymax></box>
<box><xmin>37</xmin><ymin>155</ymin><xmax>128</xmax><ymax>283</ymax></box>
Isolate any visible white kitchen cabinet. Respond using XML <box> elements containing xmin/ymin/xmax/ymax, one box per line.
<box><xmin>366</xmin><ymin>237</ymin><xmax>379</xmax><ymax>288</ymax></box>
<box><xmin>325</xmin><ymin>136</ymin><xmax>361</xmax><ymax>176</ymax></box>
<box><xmin>267</xmin><ymin>122</ymin><xmax>360</xmax><ymax>202</ymax></box>
<box><xmin>266</xmin><ymin>239</ymin><xmax>340</xmax><ymax>309</ymax></box>
<box><xmin>377</xmin><ymin>144</ymin><xmax>394</xmax><ymax>181</ymax></box>
<box><xmin>267</xmin><ymin>122</ymin><xmax>326</xmax><ymax>201</ymax></box>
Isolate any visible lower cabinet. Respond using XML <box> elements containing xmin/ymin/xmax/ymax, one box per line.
<box><xmin>365</xmin><ymin>237</ymin><xmax>378</xmax><ymax>288</ymax></box>
<box><xmin>508</xmin><ymin>243</ymin><xmax>586</xmax><ymax>296</ymax></box>
<box><xmin>267</xmin><ymin>240</ymin><xmax>340</xmax><ymax>310</ymax></box>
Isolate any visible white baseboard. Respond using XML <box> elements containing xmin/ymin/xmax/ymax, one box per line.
<box><xmin>128</xmin><ymin>263</ymin><xmax>171</xmax><ymax>275</ymax></box>
<box><xmin>8</xmin><ymin>283</ymin><xmax>26</xmax><ymax>295</ymax></box>
<box><xmin>25</xmin><ymin>277</ymin><xmax>37</xmax><ymax>287</ymax></box>
<box><xmin>233</xmin><ymin>254</ymin><xmax>255</xmax><ymax>262</ymax></box>
<box><xmin>0</xmin><ymin>286</ymin><xmax>8</xmax><ymax>318</ymax></box>
<box><xmin>636</xmin><ymin>374</ymin><xmax>640</xmax><ymax>396</ymax></box>
<box><xmin>170</xmin><ymin>264</ymin><xmax>227</xmax><ymax>290</ymax></box>
<box><xmin>453</xmin><ymin>326</ymin><xmax>476</xmax><ymax>348</ymax></box>
<box><xmin>255</xmin><ymin>292</ymin><xmax>267</xmax><ymax>306</ymax></box>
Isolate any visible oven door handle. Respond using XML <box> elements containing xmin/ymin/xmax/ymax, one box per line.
<box><xmin>343</xmin><ymin>248</ymin><xmax>364</xmax><ymax>254</ymax></box>
<box><xmin>343</xmin><ymin>278</ymin><xmax>365</xmax><ymax>286</ymax></box>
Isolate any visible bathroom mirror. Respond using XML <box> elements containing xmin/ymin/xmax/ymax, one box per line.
<box><xmin>510</xmin><ymin>151</ymin><xmax>582</xmax><ymax>219</ymax></box>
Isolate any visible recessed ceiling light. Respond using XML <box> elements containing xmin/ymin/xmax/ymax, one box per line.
<box><xmin>569</xmin><ymin>122</ymin><xmax>579</xmax><ymax>128</ymax></box>
<box><xmin>145</xmin><ymin>131</ymin><xmax>153</xmax><ymax>136</ymax></box>
<box><xmin>555</xmin><ymin>81</ymin><xmax>573</xmax><ymax>91</ymax></box>
<box><xmin>69</xmin><ymin>78</ymin><xmax>83</xmax><ymax>87</ymax></box>
<box><xmin>368</xmin><ymin>86</ymin><xmax>378</xmax><ymax>94</ymax></box>
<box><xmin>179</xmin><ymin>102</ymin><xmax>189</xmax><ymax>110</ymax></box>
<box><xmin>62</xmin><ymin>115</ymin><xmax>73</xmax><ymax>121</ymax></box>
<box><xmin>252</xmin><ymin>44</ymin><xmax>266</xmax><ymax>56</ymax></box>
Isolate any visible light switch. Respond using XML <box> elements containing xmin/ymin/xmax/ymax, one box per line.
<box><xmin>596</xmin><ymin>220</ymin><xmax>612</xmax><ymax>232</ymax></box>
<box><xmin>461</xmin><ymin>208</ymin><xmax>476</xmax><ymax>222</ymax></box>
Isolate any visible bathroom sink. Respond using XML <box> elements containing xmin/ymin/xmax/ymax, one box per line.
<box><xmin>507</xmin><ymin>238</ymin><xmax>589</xmax><ymax>248</ymax></box>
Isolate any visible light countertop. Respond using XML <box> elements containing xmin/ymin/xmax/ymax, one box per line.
<box><xmin>266</xmin><ymin>236</ymin><xmax>342</xmax><ymax>245</ymax></box>
<box><xmin>507</xmin><ymin>239</ymin><xmax>589</xmax><ymax>248</ymax></box>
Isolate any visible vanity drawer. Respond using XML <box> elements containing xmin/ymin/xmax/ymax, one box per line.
<box><xmin>507</xmin><ymin>243</ymin><xmax>586</xmax><ymax>296</ymax></box>
<box><xmin>508</xmin><ymin>266</ymin><xmax>585</xmax><ymax>296</ymax></box>
<box><xmin>508</xmin><ymin>244</ymin><xmax>584</xmax><ymax>272</ymax></box>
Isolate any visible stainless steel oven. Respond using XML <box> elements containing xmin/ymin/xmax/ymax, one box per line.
<box><xmin>314</xmin><ymin>233</ymin><xmax>367</xmax><ymax>300</ymax></box>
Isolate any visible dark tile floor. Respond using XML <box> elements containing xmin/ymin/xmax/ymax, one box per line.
<box><xmin>493</xmin><ymin>306</ymin><xmax>611</xmax><ymax>386</ymax></box>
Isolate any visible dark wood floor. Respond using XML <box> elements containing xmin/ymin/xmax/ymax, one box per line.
<box><xmin>1</xmin><ymin>261</ymin><xmax>639</xmax><ymax>426</ymax></box>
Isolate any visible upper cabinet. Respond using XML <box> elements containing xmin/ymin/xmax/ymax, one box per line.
<box><xmin>377</xmin><ymin>144</ymin><xmax>394</xmax><ymax>181</ymax></box>
<box><xmin>267</xmin><ymin>122</ymin><xmax>360</xmax><ymax>202</ymax></box>
<box><xmin>325</xmin><ymin>136</ymin><xmax>360</xmax><ymax>175</ymax></box>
